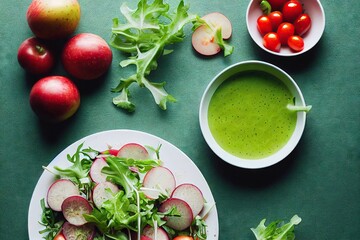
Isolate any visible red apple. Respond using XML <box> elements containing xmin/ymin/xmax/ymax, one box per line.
<box><xmin>29</xmin><ymin>76</ymin><xmax>80</xmax><ymax>122</ymax></box>
<box><xmin>17</xmin><ymin>37</ymin><xmax>55</xmax><ymax>75</ymax></box>
<box><xmin>26</xmin><ymin>0</ymin><xmax>81</xmax><ymax>40</ymax></box>
<box><xmin>62</xmin><ymin>33</ymin><xmax>113</xmax><ymax>80</ymax></box>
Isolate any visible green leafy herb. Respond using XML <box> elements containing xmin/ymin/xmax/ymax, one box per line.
<box><xmin>251</xmin><ymin>214</ymin><xmax>302</xmax><ymax>240</ymax></box>
<box><xmin>110</xmin><ymin>0</ymin><xmax>200</xmax><ymax>111</ymax></box>
<box><xmin>39</xmin><ymin>199</ymin><xmax>64</xmax><ymax>240</ymax></box>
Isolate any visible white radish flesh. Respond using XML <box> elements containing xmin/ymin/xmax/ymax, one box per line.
<box><xmin>46</xmin><ymin>179</ymin><xmax>80</xmax><ymax>211</ymax></box>
<box><xmin>89</xmin><ymin>158</ymin><xmax>109</xmax><ymax>183</ymax></box>
<box><xmin>62</xmin><ymin>222</ymin><xmax>95</xmax><ymax>240</ymax></box>
<box><xmin>92</xmin><ymin>181</ymin><xmax>119</xmax><ymax>209</ymax></box>
<box><xmin>159</xmin><ymin>198</ymin><xmax>193</xmax><ymax>231</ymax></box>
<box><xmin>62</xmin><ymin>196</ymin><xmax>93</xmax><ymax>226</ymax></box>
<box><xmin>201</xmin><ymin>12</ymin><xmax>232</xmax><ymax>39</ymax></box>
<box><xmin>142</xmin><ymin>225</ymin><xmax>169</xmax><ymax>240</ymax></box>
<box><xmin>142</xmin><ymin>166</ymin><xmax>176</xmax><ymax>199</ymax></box>
<box><xmin>171</xmin><ymin>183</ymin><xmax>204</xmax><ymax>217</ymax></box>
<box><xmin>117</xmin><ymin>143</ymin><xmax>149</xmax><ymax>159</ymax></box>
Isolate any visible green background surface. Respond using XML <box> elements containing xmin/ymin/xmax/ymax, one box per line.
<box><xmin>1</xmin><ymin>0</ymin><xmax>359</xmax><ymax>239</ymax></box>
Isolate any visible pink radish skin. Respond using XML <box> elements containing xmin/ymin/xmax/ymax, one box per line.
<box><xmin>171</xmin><ymin>183</ymin><xmax>205</xmax><ymax>217</ymax></box>
<box><xmin>142</xmin><ymin>166</ymin><xmax>176</xmax><ymax>199</ymax></box>
<box><xmin>89</xmin><ymin>158</ymin><xmax>109</xmax><ymax>183</ymax></box>
<box><xmin>62</xmin><ymin>196</ymin><xmax>93</xmax><ymax>226</ymax></box>
<box><xmin>47</xmin><ymin>179</ymin><xmax>80</xmax><ymax>211</ymax></box>
<box><xmin>117</xmin><ymin>143</ymin><xmax>149</xmax><ymax>159</ymax></box>
<box><xmin>201</xmin><ymin>12</ymin><xmax>232</xmax><ymax>39</ymax></box>
<box><xmin>142</xmin><ymin>225</ymin><xmax>169</xmax><ymax>240</ymax></box>
<box><xmin>159</xmin><ymin>198</ymin><xmax>193</xmax><ymax>231</ymax></box>
<box><xmin>192</xmin><ymin>12</ymin><xmax>232</xmax><ymax>56</ymax></box>
<box><xmin>62</xmin><ymin>222</ymin><xmax>95</xmax><ymax>240</ymax></box>
<box><xmin>92</xmin><ymin>181</ymin><xmax>119</xmax><ymax>208</ymax></box>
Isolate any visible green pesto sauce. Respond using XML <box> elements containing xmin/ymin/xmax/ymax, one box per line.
<box><xmin>208</xmin><ymin>71</ymin><xmax>297</xmax><ymax>159</ymax></box>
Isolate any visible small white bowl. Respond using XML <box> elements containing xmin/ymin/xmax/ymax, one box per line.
<box><xmin>199</xmin><ymin>61</ymin><xmax>308</xmax><ymax>169</ymax></box>
<box><xmin>246</xmin><ymin>0</ymin><xmax>325</xmax><ymax>56</ymax></box>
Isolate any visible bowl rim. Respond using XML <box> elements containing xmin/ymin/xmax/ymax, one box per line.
<box><xmin>199</xmin><ymin>60</ymin><xmax>308</xmax><ymax>169</ymax></box>
<box><xmin>246</xmin><ymin>0</ymin><xmax>326</xmax><ymax>57</ymax></box>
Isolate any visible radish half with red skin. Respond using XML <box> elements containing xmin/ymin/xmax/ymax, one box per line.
<box><xmin>192</xmin><ymin>12</ymin><xmax>232</xmax><ymax>56</ymax></box>
<box><xmin>117</xmin><ymin>143</ymin><xmax>149</xmax><ymax>159</ymax></box>
<box><xmin>159</xmin><ymin>198</ymin><xmax>193</xmax><ymax>231</ymax></box>
<box><xmin>46</xmin><ymin>179</ymin><xmax>80</xmax><ymax>211</ymax></box>
<box><xmin>171</xmin><ymin>183</ymin><xmax>204</xmax><ymax>217</ymax></box>
<box><xmin>142</xmin><ymin>166</ymin><xmax>176</xmax><ymax>199</ymax></box>
<box><xmin>142</xmin><ymin>225</ymin><xmax>169</xmax><ymax>240</ymax></box>
<box><xmin>61</xmin><ymin>196</ymin><xmax>93</xmax><ymax>226</ymax></box>
<box><xmin>92</xmin><ymin>181</ymin><xmax>119</xmax><ymax>209</ymax></box>
<box><xmin>62</xmin><ymin>222</ymin><xmax>95</xmax><ymax>240</ymax></box>
<box><xmin>89</xmin><ymin>158</ymin><xmax>109</xmax><ymax>184</ymax></box>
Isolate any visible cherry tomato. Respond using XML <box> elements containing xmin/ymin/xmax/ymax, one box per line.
<box><xmin>17</xmin><ymin>37</ymin><xmax>55</xmax><ymax>75</ymax></box>
<box><xmin>173</xmin><ymin>236</ymin><xmax>194</xmax><ymax>240</ymax></box>
<box><xmin>288</xmin><ymin>35</ymin><xmax>304</xmax><ymax>52</ymax></box>
<box><xmin>282</xmin><ymin>1</ymin><xmax>303</xmax><ymax>23</ymax></box>
<box><xmin>54</xmin><ymin>232</ymin><xmax>66</xmax><ymax>240</ymax></box>
<box><xmin>277</xmin><ymin>22</ymin><xmax>295</xmax><ymax>45</ymax></box>
<box><xmin>257</xmin><ymin>15</ymin><xmax>273</xmax><ymax>36</ymax></box>
<box><xmin>263</xmin><ymin>32</ymin><xmax>281</xmax><ymax>52</ymax></box>
<box><xmin>267</xmin><ymin>0</ymin><xmax>288</xmax><ymax>11</ymax></box>
<box><xmin>294</xmin><ymin>13</ymin><xmax>312</xmax><ymax>36</ymax></box>
<box><xmin>268</xmin><ymin>11</ymin><xmax>283</xmax><ymax>31</ymax></box>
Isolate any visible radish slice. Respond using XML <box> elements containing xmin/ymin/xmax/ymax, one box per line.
<box><xmin>192</xmin><ymin>12</ymin><xmax>232</xmax><ymax>56</ymax></box>
<box><xmin>142</xmin><ymin>166</ymin><xmax>176</xmax><ymax>199</ymax></box>
<box><xmin>62</xmin><ymin>222</ymin><xmax>95</xmax><ymax>240</ymax></box>
<box><xmin>171</xmin><ymin>183</ymin><xmax>204</xmax><ymax>217</ymax></box>
<box><xmin>117</xmin><ymin>143</ymin><xmax>149</xmax><ymax>159</ymax></box>
<box><xmin>92</xmin><ymin>181</ymin><xmax>119</xmax><ymax>209</ymax></box>
<box><xmin>201</xmin><ymin>12</ymin><xmax>232</xmax><ymax>39</ymax></box>
<box><xmin>142</xmin><ymin>225</ymin><xmax>169</xmax><ymax>240</ymax></box>
<box><xmin>159</xmin><ymin>198</ymin><xmax>193</xmax><ymax>231</ymax></box>
<box><xmin>47</xmin><ymin>179</ymin><xmax>80</xmax><ymax>211</ymax></box>
<box><xmin>62</xmin><ymin>196</ymin><xmax>93</xmax><ymax>226</ymax></box>
<box><xmin>89</xmin><ymin>158</ymin><xmax>109</xmax><ymax>183</ymax></box>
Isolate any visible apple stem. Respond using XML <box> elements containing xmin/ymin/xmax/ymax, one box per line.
<box><xmin>35</xmin><ymin>45</ymin><xmax>46</xmax><ymax>55</ymax></box>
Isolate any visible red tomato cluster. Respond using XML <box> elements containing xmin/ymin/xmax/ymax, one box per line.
<box><xmin>257</xmin><ymin>0</ymin><xmax>312</xmax><ymax>53</ymax></box>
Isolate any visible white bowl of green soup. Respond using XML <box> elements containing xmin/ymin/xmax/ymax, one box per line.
<box><xmin>199</xmin><ymin>61</ymin><xmax>311</xmax><ymax>169</ymax></box>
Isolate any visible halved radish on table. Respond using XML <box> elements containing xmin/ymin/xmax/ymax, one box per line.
<box><xmin>62</xmin><ymin>196</ymin><xmax>93</xmax><ymax>226</ymax></box>
<box><xmin>142</xmin><ymin>225</ymin><xmax>169</xmax><ymax>240</ymax></box>
<box><xmin>47</xmin><ymin>179</ymin><xmax>80</xmax><ymax>211</ymax></box>
<box><xmin>89</xmin><ymin>158</ymin><xmax>109</xmax><ymax>183</ymax></box>
<box><xmin>142</xmin><ymin>166</ymin><xmax>176</xmax><ymax>199</ymax></box>
<box><xmin>159</xmin><ymin>198</ymin><xmax>193</xmax><ymax>231</ymax></box>
<box><xmin>192</xmin><ymin>12</ymin><xmax>232</xmax><ymax>56</ymax></box>
<box><xmin>117</xmin><ymin>143</ymin><xmax>149</xmax><ymax>159</ymax></box>
<box><xmin>92</xmin><ymin>181</ymin><xmax>119</xmax><ymax>208</ymax></box>
<box><xmin>171</xmin><ymin>183</ymin><xmax>204</xmax><ymax>217</ymax></box>
<box><xmin>62</xmin><ymin>222</ymin><xmax>95</xmax><ymax>240</ymax></box>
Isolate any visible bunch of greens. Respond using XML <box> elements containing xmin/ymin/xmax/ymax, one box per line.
<box><xmin>251</xmin><ymin>214</ymin><xmax>302</xmax><ymax>240</ymax></box>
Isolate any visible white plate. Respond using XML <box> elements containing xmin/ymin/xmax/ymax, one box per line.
<box><xmin>28</xmin><ymin>129</ymin><xmax>219</xmax><ymax>239</ymax></box>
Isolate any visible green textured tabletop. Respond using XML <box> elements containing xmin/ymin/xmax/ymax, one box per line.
<box><xmin>1</xmin><ymin>0</ymin><xmax>359</xmax><ymax>239</ymax></box>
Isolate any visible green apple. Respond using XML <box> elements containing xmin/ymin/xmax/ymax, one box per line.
<box><xmin>26</xmin><ymin>0</ymin><xmax>81</xmax><ymax>40</ymax></box>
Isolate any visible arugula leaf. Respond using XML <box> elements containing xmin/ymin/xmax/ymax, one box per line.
<box><xmin>39</xmin><ymin>199</ymin><xmax>64</xmax><ymax>240</ymax></box>
<box><xmin>110</xmin><ymin>0</ymin><xmax>200</xmax><ymax>111</ymax></box>
<box><xmin>251</xmin><ymin>215</ymin><xmax>302</xmax><ymax>240</ymax></box>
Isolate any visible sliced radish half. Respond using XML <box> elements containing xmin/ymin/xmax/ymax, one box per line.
<box><xmin>171</xmin><ymin>183</ymin><xmax>204</xmax><ymax>217</ymax></box>
<box><xmin>62</xmin><ymin>222</ymin><xmax>95</xmax><ymax>240</ymax></box>
<box><xmin>117</xmin><ymin>143</ymin><xmax>149</xmax><ymax>160</ymax></box>
<box><xmin>92</xmin><ymin>181</ymin><xmax>119</xmax><ymax>209</ymax></box>
<box><xmin>62</xmin><ymin>196</ymin><xmax>93</xmax><ymax>226</ymax></box>
<box><xmin>202</xmin><ymin>12</ymin><xmax>232</xmax><ymax>39</ymax></box>
<box><xmin>142</xmin><ymin>166</ymin><xmax>176</xmax><ymax>199</ymax></box>
<box><xmin>89</xmin><ymin>158</ymin><xmax>109</xmax><ymax>184</ymax></box>
<box><xmin>46</xmin><ymin>179</ymin><xmax>80</xmax><ymax>211</ymax></box>
<box><xmin>142</xmin><ymin>225</ymin><xmax>169</xmax><ymax>240</ymax></box>
<box><xmin>159</xmin><ymin>198</ymin><xmax>193</xmax><ymax>231</ymax></box>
